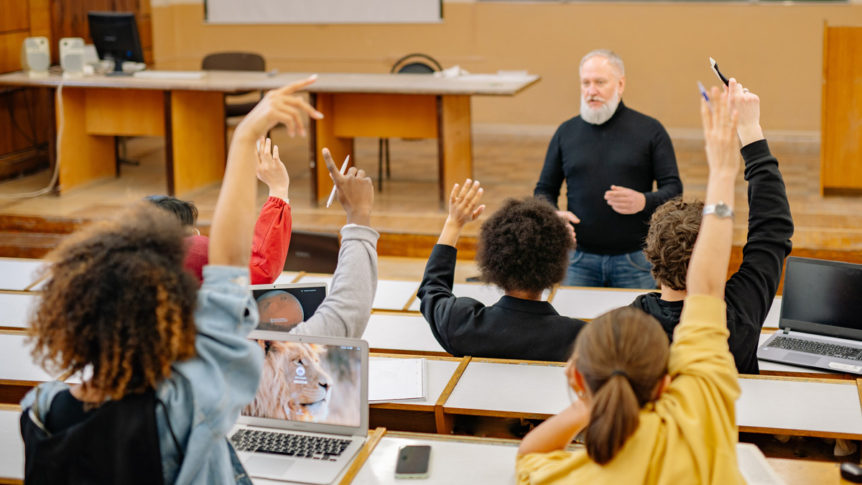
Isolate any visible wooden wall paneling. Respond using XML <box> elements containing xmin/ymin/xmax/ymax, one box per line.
<box><xmin>0</xmin><ymin>0</ymin><xmax>30</xmax><ymax>32</ymax></box>
<box><xmin>28</xmin><ymin>0</ymin><xmax>52</xmax><ymax>39</ymax></box>
<box><xmin>820</xmin><ymin>26</ymin><xmax>862</xmax><ymax>194</ymax></box>
<box><xmin>0</xmin><ymin>32</ymin><xmax>28</xmax><ymax>75</ymax></box>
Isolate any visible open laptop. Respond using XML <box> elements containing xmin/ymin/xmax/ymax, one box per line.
<box><xmin>252</xmin><ymin>282</ymin><xmax>327</xmax><ymax>332</ymax></box>
<box><xmin>283</xmin><ymin>231</ymin><xmax>340</xmax><ymax>274</ymax></box>
<box><xmin>758</xmin><ymin>257</ymin><xmax>862</xmax><ymax>375</ymax></box>
<box><xmin>230</xmin><ymin>332</ymin><xmax>369</xmax><ymax>484</ymax></box>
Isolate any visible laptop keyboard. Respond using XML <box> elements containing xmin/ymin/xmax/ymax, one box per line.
<box><xmin>230</xmin><ymin>429</ymin><xmax>351</xmax><ymax>461</ymax></box>
<box><xmin>767</xmin><ymin>336</ymin><xmax>862</xmax><ymax>361</ymax></box>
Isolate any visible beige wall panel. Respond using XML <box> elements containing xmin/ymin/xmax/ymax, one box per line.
<box><xmin>152</xmin><ymin>2</ymin><xmax>862</xmax><ymax>132</ymax></box>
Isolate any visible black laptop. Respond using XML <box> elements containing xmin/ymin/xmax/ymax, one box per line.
<box><xmin>283</xmin><ymin>230</ymin><xmax>340</xmax><ymax>274</ymax></box>
<box><xmin>757</xmin><ymin>257</ymin><xmax>862</xmax><ymax>374</ymax></box>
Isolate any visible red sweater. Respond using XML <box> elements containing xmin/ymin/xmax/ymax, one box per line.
<box><xmin>183</xmin><ymin>197</ymin><xmax>292</xmax><ymax>284</ymax></box>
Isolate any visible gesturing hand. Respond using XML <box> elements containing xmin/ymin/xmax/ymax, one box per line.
<box><xmin>701</xmin><ymin>80</ymin><xmax>740</xmax><ymax>177</ymax></box>
<box><xmin>728</xmin><ymin>78</ymin><xmax>763</xmax><ymax>147</ymax></box>
<box><xmin>446</xmin><ymin>179</ymin><xmax>485</xmax><ymax>228</ymax></box>
<box><xmin>604</xmin><ymin>185</ymin><xmax>646</xmax><ymax>215</ymax></box>
<box><xmin>555</xmin><ymin>210</ymin><xmax>579</xmax><ymax>246</ymax></box>
<box><xmin>238</xmin><ymin>75</ymin><xmax>324</xmax><ymax>139</ymax></box>
<box><xmin>256</xmin><ymin>137</ymin><xmax>289</xmax><ymax>201</ymax></box>
<box><xmin>322</xmin><ymin>148</ymin><xmax>374</xmax><ymax>226</ymax></box>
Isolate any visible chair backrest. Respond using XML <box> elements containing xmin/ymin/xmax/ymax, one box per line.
<box><xmin>390</xmin><ymin>53</ymin><xmax>442</xmax><ymax>74</ymax></box>
<box><xmin>201</xmin><ymin>52</ymin><xmax>265</xmax><ymax>71</ymax></box>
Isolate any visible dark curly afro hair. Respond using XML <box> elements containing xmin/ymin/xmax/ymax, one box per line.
<box><xmin>643</xmin><ymin>197</ymin><xmax>704</xmax><ymax>291</ymax></box>
<box><xmin>29</xmin><ymin>203</ymin><xmax>199</xmax><ymax>401</ymax></box>
<box><xmin>476</xmin><ymin>197</ymin><xmax>573</xmax><ymax>293</ymax></box>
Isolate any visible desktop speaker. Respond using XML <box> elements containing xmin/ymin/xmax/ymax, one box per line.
<box><xmin>59</xmin><ymin>37</ymin><xmax>86</xmax><ymax>77</ymax></box>
<box><xmin>20</xmin><ymin>37</ymin><xmax>50</xmax><ymax>77</ymax></box>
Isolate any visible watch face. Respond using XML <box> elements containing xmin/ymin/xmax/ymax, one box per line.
<box><xmin>715</xmin><ymin>203</ymin><xmax>731</xmax><ymax>217</ymax></box>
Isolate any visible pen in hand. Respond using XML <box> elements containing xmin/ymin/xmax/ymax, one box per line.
<box><xmin>326</xmin><ymin>154</ymin><xmax>350</xmax><ymax>208</ymax></box>
<box><xmin>697</xmin><ymin>81</ymin><xmax>711</xmax><ymax>111</ymax></box>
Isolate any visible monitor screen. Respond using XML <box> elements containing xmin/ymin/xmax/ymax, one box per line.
<box><xmin>780</xmin><ymin>257</ymin><xmax>862</xmax><ymax>340</ymax></box>
<box><xmin>87</xmin><ymin>11</ymin><xmax>144</xmax><ymax>71</ymax></box>
<box><xmin>242</xmin><ymin>341</ymin><xmax>363</xmax><ymax>428</ymax></box>
<box><xmin>252</xmin><ymin>283</ymin><xmax>326</xmax><ymax>332</ymax></box>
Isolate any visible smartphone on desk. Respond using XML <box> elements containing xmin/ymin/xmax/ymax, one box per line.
<box><xmin>395</xmin><ymin>445</ymin><xmax>431</xmax><ymax>479</ymax></box>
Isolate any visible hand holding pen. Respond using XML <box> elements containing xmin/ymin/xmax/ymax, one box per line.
<box><xmin>322</xmin><ymin>148</ymin><xmax>374</xmax><ymax>226</ymax></box>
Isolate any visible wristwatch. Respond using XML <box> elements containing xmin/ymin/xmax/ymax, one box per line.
<box><xmin>702</xmin><ymin>202</ymin><xmax>734</xmax><ymax>219</ymax></box>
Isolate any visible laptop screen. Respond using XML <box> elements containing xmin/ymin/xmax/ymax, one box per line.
<box><xmin>242</xmin><ymin>337</ymin><xmax>364</xmax><ymax>429</ymax></box>
<box><xmin>251</xmin><ymin>283</ymin><xmax>326</xmax><ymax>332</ymax></box>
<box><xmin>781</xmin><ymin>257</ymin><xmax>862</xmax><ymax>340</ymax></box>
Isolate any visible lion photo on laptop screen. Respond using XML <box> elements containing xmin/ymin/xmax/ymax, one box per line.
<box><xmin>244</xmin><ymin>341</ymin><xmax>361</xmax><ymax>426</ymax></box>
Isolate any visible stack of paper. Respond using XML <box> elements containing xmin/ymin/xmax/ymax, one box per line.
<box><xmin>735</xmin><ymin>443</ymin><xmax>786</xmax><ymax>485</ymax></box>
<box><xmin>369</xmin><ymin>358</ymin><xmax>425</xmax><ymax>403</ymax></box>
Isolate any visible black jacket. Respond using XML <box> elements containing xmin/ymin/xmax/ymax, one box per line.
<box><xmin>418</xmin><ymin>244</ymin><xmax>586</xmax><ymax>362</ymax></box>
<box><xmin>631</xmin><ymin>140</ymin><xmax>793</xmax><ymax>374</ymax></box>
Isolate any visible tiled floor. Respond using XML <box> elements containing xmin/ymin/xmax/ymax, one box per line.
<box><xmin>0</xmin><ymin>127</ymin><xmax>860</xmax><ymax>250</ymax></box>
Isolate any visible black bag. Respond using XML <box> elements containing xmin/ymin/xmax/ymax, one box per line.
<box><xmin>20</xmin><ymin>389</ymin><xmax>166</xmax><ymax>485</ymax></box>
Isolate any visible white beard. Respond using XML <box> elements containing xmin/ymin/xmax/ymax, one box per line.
<box><xmin>580</xmin><ymin>90</ymin><xmax>621</xmax><ymax>125</ymax></box>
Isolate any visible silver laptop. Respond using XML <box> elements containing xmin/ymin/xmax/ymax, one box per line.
<box><xmin>758</xmin><ymin>257</ymin><xmax>862</xmax><ymax>375</ymax></box>
<box><xmin>230</xmin><ymin>332</ymin><xmax>369</xmax><ymax>484</ymax></box>
<box><xmin>251</xmin><ymin>283</ymin><xmax>327</xmax><ymax>332</ymax></box>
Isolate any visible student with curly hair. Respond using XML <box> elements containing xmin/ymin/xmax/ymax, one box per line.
<box><xmin>630</xmin><ymin>79</ymin><xmax>793</xmax><ymax>375</ymax></box>
<box><xmin>517</xmin><ymin>81</ymin><xmax>745</xmax><ymax>484</ymax></box>
<box><xmin>147</xmin><ymin>136</ymin><xmax>293</xmax><ymax>285</ymax></box>
<box><xmin>417</xmin><ymin>181</ymin><xmax>586</xmax><ymax>362</ymax></box>
<box><xmin>19</xmin><ymin>77</ymin><xmax>327</xmax><ymax>484</ymax></box>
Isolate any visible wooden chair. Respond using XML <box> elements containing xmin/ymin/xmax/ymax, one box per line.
<box><xmin>378</xmin><ymin>53</ymin><xmax>443</xmax><ymax>191</ymax></box>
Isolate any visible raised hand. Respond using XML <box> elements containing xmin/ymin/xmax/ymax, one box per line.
<box><xmin>447</xmin><ymin>179</ymin><xmax>485</xmax><ymax>228</ymax></box>
<box><xmin>604</xmin><ymin>185</ymin><xmax>646</xmax><ymax>215</ymax></box>
<box><xmin>437</xmin><ymin>179</ymin><xmax>485</xmax><ymax>247</ymax></box>
<box><xmin>702</xmin><ymin>80</ymin><xmax>740</xmax><ymax>177</ymax></box>
<box><xmin>322</xmin><ymin>148</ymin><xmax>374</xmax><ymax>226</ymax></box>
<box><xmin>256</xmin><ymin>137</ymin><xmax>289</xmax><ymax>201</ymax></box>
<box><xmin>728</xmin><ymin>78</ymin><xmax>763</xmax><ymax>147</ymax></box>
<box><xmin>238</xmin><ymin>75</ymin><xmax>323</xmax><ymax>140</ymax></box>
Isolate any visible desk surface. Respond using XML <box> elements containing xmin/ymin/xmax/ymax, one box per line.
<box><xmin>0</xmin><ymin>293</ymin><xmax>37</xmax><ymax>329</ymax></box>
<box><xmin>370</xmin><ymin>354</ymin><xmax>461</xmax><ymax>409</ymax></box>
<box><xmin>0</xmin><ymin>71</ymin><xmax>540</xmax><ymax>96</ymax></box>
<box><xmin>363</xmin><ymin>314</ymin><xmax>445</xmax><ymax>354</ymax></box>
<box><xmin>0</xmin><ymin>259</ymin><xmax>45</xmax><ymax>292</ymax></box>
<box><xmin>443</xmin><ymin>358</ymin><xmax>862</xmax><ymax>439</ymax></box>
<box><xmin>0</xmin><ymin>408</ymin><xmax>23</xmax><ymax>482</ymax></box>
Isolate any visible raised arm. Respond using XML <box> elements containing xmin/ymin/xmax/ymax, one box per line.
<box><xmin>723</xmin><ymin>81</ymin><xmax>793</xmax><ymax>373</ymax></box>
<box><xmin>209</xmin><ymin>77</ymin><xmax>321</xmax><ymax>267</ymax></box>
<box><xmin>290</xmin><ymin>148</ymin><xmax>378</xmax><ymax>338</ymax></box>
<box><xmin>686</xmin><ymin>83</ymin><xmax>739</xmax><ymax>298</ymax></box>
<box><xmin>249</xmin><ymin>137</ymin><xmax>293</xmax><ymax>284</ymax></box>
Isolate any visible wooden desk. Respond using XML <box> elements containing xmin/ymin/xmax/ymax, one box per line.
<box><xmin>369</xmin><ymin>354</ymin><xmax>467</xmax><ymax>434</ymax></box>
<box><xmin>0</xmin><ymin>71</ymin><xmax>539</xmax><ymax>201</ymax></box>
<box><xmin>0</xmin><ymin>258</ymin><xmax>45</xmax><ymax>292</ymax></box>
<box><xmin>441</xmin><ymin>358</ymin><xmax>862</xmax><ymax>440</ymax></box>
<box><xmin>0</xmin><ymin>293</ymin><xmax>36</xmax><ymax>331</ymax></box>
<box><xmin>362</xmin><ymin>314</ymin><xmax>446</xmax><ymax>355</ymax></box>
<box><xmin>294</xmin><ymin>274</ymin><xmax>418</xmax><ymax>312</ymax></box>
<box><xmin>349</xmin><ymin>431</ymin><xmax>851</xmax><ymax>485</ymax></box>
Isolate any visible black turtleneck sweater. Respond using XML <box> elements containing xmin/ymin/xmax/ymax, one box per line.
<box><xmin>534</xmin><ymin>102</ymin><xmax>682</xmax><ymax>255</ymax></box>
<box><xmin>631</xmin><ymin>140</ymin><xmax>794</xmax><ymax>374</ymax></box>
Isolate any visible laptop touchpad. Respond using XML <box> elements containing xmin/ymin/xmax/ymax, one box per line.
<box><xmin>248</xmin><ymin>454</ymin><xmax>294</xmax><ymax>478</ymax></box>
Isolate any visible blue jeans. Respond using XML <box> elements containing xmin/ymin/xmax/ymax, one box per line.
<box><xmin>564</xmin><ymin>249</ymin><xmax>657</xmax><ymax>289</ymax></box>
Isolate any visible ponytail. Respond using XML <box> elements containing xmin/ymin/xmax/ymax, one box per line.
<box><xmin>584</xmin><ymin>373</ymin><xmax>641</xmax><ymax>464</ymax></box>
<box><xmin>571</xmin><ymin>307</ymin><xmax>670</xmax><ymax>465</ymax></box>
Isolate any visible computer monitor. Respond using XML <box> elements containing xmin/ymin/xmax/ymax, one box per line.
<box><xmin>87</xmin><ymin>11</ymin><xmax>144</xmax><ymax>75</ymax></box>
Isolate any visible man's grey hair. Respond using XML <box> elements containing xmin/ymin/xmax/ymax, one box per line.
<box><xmin>579</xmin><ymin>49</ymin><xmax>625</xmax><ymax>77</ymax></box>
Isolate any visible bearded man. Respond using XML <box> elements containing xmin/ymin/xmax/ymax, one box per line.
<box><xmin>534</xmin><ymin>49</ymin><xmax>682</xmax><ymax>289</ymax></box>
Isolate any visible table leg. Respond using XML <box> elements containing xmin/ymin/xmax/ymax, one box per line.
<box><xmin>437</xmin><ymin>95</ymin><xmax>473</xmax><ymax>207</ymax></box>
<box><xmin>311</xmin><ymin>93</ymin><xmax>354</xmax><ymax>206</ymax></box>
<box><xmin>56</xmin><ymin>87</ymin><xmax>114</xmax><ymax>192</ymax></box>
<box><xmin>168</xmin><ymin>90</ymin><xmax>226</xmax><ymax>196</ymax></box>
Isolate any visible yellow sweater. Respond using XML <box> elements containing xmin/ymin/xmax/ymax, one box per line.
<box><xmin>516</xmin><ymin>295</ymin><xmax>743</xmax><ymax>485</ymax></box>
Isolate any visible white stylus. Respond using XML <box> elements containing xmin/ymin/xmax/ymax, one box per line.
<box><xmin>326</xmin><ymin>154</ymin><xmax>350</xmax><ymax>208</ymax></box>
